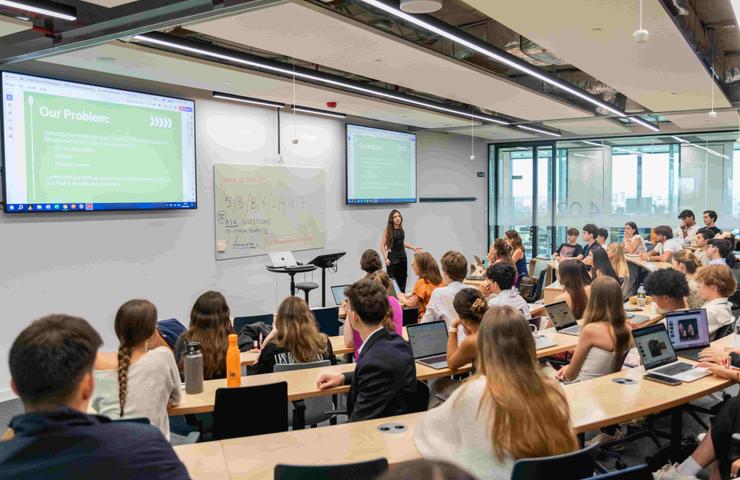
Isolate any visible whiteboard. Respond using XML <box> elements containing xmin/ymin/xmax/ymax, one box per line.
<box><xmin>214</xmin><ymin>164</ymin><xmax>325</xmax><ymax>260</ymax></box>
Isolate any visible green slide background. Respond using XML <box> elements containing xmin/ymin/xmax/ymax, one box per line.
<box><xmin>24</xmin><ymin>92</ymin><xmax>184</xmax><ymax>203</ymax></box>
<box><xmin>351</xmin><ymin>133</ymin><xmax>414</xmax><ymax>199</ymax></box>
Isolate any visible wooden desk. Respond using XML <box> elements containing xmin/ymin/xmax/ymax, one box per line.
<box><xmin>543</xmin><ymin>285</ymin><xmax>564</xmax><ymax>304</ymax></box>
<box><xmin>172</xmin><ymin>331</ymin><xmax>580</xmax><ymax>416</ymax></box>
<box><xmin>184</xmin><ymin>335</ymin><xmax>735</xmax><ymax>480</ymax></box>
<box><xmin>174</xmin><ymin>441</ymin><xmax>230</xmax><ymax>480</ymax></box>
<box><xmin>241</xmin><ymin>336</ymin><xmax>352</xmax><ymax>366</ymax></box>
<box><xmin>626</xmin><ymin>255</ymin><xmax>672</xmax><ymax>272</ymax></box>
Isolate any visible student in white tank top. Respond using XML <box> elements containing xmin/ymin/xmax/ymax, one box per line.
<box><xmin>556</xmin><ymin>277</ymin><xmax>632</xmax><ymax>383</ymax></box>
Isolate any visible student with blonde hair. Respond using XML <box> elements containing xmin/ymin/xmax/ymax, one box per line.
<box><xmin>556</xmin><ymin>277</ymin><xmax>632</xmax><ymax>383</ymax></box>
<box><xmin>398</xmin><ymin>252</ymin><xmax>442</xmax><ymax>319</ymax></box>
<box><xmin>671</xmin><ymin>249</ymin><xmax>703</xmax><ymax>309</ymax></box>
<box><xmin>415</xmin><ymin>305</ymin><xmax>578</xmax><ymax>480</ymax></box>
<box><xmin>446</xmin><ymin>288</ymin><xmax>488</xmax><ymax>370</ymax></box>
<box><xmin>92</xmin><ymin>299</ymin><xmax>181</xmax><ymax>439</ymax></box>
<box><xmin>695</xmin><ymin>264</ymin><xmax>736</xmax><ymax>339</ymax></box>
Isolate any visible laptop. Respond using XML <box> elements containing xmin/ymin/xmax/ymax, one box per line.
<box><xmin>632</xmin><ymin>323</ymin><xmax>710</xmax><ymax>382</ymax></box>
<box><xmin>268</xmin><ymin>251</ymin><xmax>297</xmax><ymax>267</ymax></box>
<box><xmin>546</xmin><ymin>301</ymin><xmax>580</xmax><ymax>336</ymax></box>
<box><xmin>534</xmin><ymin>334</ymin><xmax>557</xmax><ymax>350</ymax></box>
<box><xmin>391</xmin><ymin>278</ymin><xmax>402</xmax><ymax>296</ymax></box>
<box><xmin>330</xmin><ymin>284</ymin><xmax>350</xmax><ymax>306</ymax></box>
<box><xmin>406</xmin><ymin>321</ymin><xmax>449</xmax><ymax>369</ymax></box>
<box><xmin>665</xmin><ymin>309</ymin><xmax>710</xmax><ymax>361</ymax></box>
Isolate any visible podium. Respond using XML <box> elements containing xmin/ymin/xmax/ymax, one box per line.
<box><xmin>307</xmin><ymin>252</ymin><xmax>346</xmax><ymax>307</ymax></box>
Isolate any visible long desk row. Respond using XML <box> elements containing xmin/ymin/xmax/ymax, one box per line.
<box><xmin>177</xmin><ymin>334</ymin><xmax>735</xmax><ymax>480</ymax></box>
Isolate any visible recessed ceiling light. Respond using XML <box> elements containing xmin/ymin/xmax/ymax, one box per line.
<box><xmin>399</xmin><ymin>0</ymin><xmax>443</xmax><ymax>14</ymax></box>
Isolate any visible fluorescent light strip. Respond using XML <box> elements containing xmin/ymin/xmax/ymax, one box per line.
<box><xmin>213</xmin><ymin>92</ymin><xmax>284</xmax><ymax>108</ymax></box>
<box><xmin>358</xmin><ymin>0</ymin><xmax>626</xmax><ymax>117</ymax></box>
<box><xmin>516</xmin><ymin>125</ymin><xmax>561</xmax><ymax>137</ymax></box>
<box><xmin>582</xmin><ymin>140</ymin><xmax>607</xmax><ymax>147</ymax></box>
<box><xmin>672</xmin><ymin>136</ymin><xmax>728</xmax><ymax>159</ymax></box>
<box><xmin>0</xmin><ymin>0</ymin><xmax>76</xmax><ymax>20</ymax></box>
<box><xmin>731</xmin><ymin>0</ymin><xmax>740</xmax><ymax>28</ymax></box>
<box><xmin>629</xmin><ymin>116</ymin><xmax>660</xmax><ymax>132</ymax></box>
<box><xmin>133</xmin><ymin>34</ymin><xmax>510</xmax><ymax>125</ymax></box>
<box><xmin>292</xmin><ymin>107</ymin><xmax>346</xmax><ymax>119</ymax></box>
<box><xmin>671</xmin><ymin>136</ymin><xmax>688</xmax><ymax>143</ymax></box>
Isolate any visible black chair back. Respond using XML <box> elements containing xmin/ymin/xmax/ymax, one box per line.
<box><xmin>405</xmin><ymin>380</ymin><xmax>430</xmax><ymax>413</ymax></box>
<box><xmin>213</xmin><ymin>382</ymin><xmax>288</xmax><ymax>440</ymax></box>
<box><xmin>524</xmin><ymin>269</ymin><xmax>548</xmax><ymax>303</ymax></box>
<box><xmin>274</xmin><ymin>458</ymin><xmax>388</xmax><ymax>480</ymax></box>
<box><xmin>510</xmin><ymin>444</ymin><xmax>598</xmax><ymax>480</ymax></box>
<box><xmin>714</xmin><ymin>321</ymin><xmax>734</xmax><ymax>340</ymax></box>
<box><xmin>402</xmin><ymin>307</ymin><xmax>419</xmax><ymax>326</ymax></box>
<box><xmin>112</xmin><ymin>417</ymin><xmax>150</xmax><ymax>425</ymax></box>
<box><xmin>312</xmin><ymin>307</ymin><xmax>341</xmax><ymax>336</ymax></box>
<box><xmin>590</xmin><ymin>464</ymin><xmax>652</xmax><ymax>479</ymax></box>
<box><xmin>234</xmin><ymin>313</ymin><xmax>274</xmax><ymax>332</ymax></box>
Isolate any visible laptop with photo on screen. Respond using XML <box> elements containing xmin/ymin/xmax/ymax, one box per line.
<box><xmin>665</xmin><ymin>309</ymin><xmax>710</xmax><ymax>361</ymax></box>
<box><xmin>406</xmin><ymin>321</ymin><xmax>449</xmax><ymax>369</ymax></box>
<box><xmin>632</xmin><ymin>323</ymin><xmax>710</xmax><ymax>382</ymax></box>
<box><xmin>546</xmin><ymin>301</ymin><xmax>580</xmax><ymax>336</ymax></box>
<box><xmin>269</xmin><ymin>251</ymin><xmax>297</xmax><ymax>268</ymax></box>
<box><xmin>330</xmin><ymin>284</ymin><xmax>351</xmax><ymax>306</ymax></box>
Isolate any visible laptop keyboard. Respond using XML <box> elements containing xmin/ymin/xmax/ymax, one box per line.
<box><xmin>563</xmin><ymin>325</ymin><xmax>580</xmax><ymax>334</ymax></box>
<box><xmin>422</xmin><ymin>354</ymin><xmax>448</xmax><ymax>364</ymax></box>
<box><xmin>654</xmin><ymin>362</ymin><xmax>693</xmax><ymax>376</ymax></box>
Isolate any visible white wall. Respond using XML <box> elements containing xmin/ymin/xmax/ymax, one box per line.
<box><xmin>0</xmin><ymin>73</ymin><xmax>487</xmax><ymax>400</ymax></box>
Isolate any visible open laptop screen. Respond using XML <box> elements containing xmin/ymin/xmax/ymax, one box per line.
<box><xmin>545</xmin><ymin>301</ymin><xmax>577</xmax><ymax>329</ymax></box>
<box><xmin>406</xmin><ymin>321</ymin><xmax>448</xmax><ymax>359</ymax></box>
<box><xmin>330</xmin><ymin>285</ymin><xmax>350</xmax><ymax>305</ymax></box>
<box><xmin>633</xmin><ymin>324</ymin><xmax>678</xmax><ymax>370</ymax></box>
<box><xmin>665</xmin><ymin>309</ymin><xmax>710</xmax><ymax>350</ymax></box>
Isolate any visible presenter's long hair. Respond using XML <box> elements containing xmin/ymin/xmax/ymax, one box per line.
<box><xmin>273</xmin><ymin>297</ymin><xmax>328</xmax><ymax>363</ymax></box>
<box><xmin>114</xmin><ymin>299</ymin><xmax>157</xmax><ymax>417</ymax></box>
<box><xmin>384</xmin><ymin>209</ymin><xmax>403</xmax><ymax>249</ymax></box>
<box><xmin>473</xmin><ymin>305</ymin><xmax>577</xmax><ymax>461</ymax></box>
<box><xmin>184</xmin><ymin>291</ymin><xmax>234</xmax><ymax>379</ymax></box>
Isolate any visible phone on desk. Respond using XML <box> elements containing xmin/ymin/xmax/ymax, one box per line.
<box><xmin>644</xmin><ymin>373</ymin><xmax>682</xmax><ymax>386</ymax></box>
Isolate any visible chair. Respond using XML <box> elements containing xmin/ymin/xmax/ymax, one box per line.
<box><xmin>714</xmin><ymin>320</ymin><xmax>735</xmax><ymax>340</ymax></box>
<box><xmin>274</xmin><ymin>360</ymin><xmax>335</xmax><ymax>429</ymax></box>
<box><xmin>645</xmin><ymin>242</ymin><xmax>655</xmax><ymax>252</ymax></box>
<box><xmin>234</xmin><ymin>313</ymin><xmax>274</xmax><ymax>332</ymax></box>
<box><xmin>521</xmin><ymin>269</ymin><xmax>547</xmax><ymax>303</ymax></box>
<box><xmin>402</xmin><ymin>307</ymin><xmax>419</xmax><ymax>326</ymax></box>
<box><xmin>112</xmin><ymin>417</ymin><xmax>150</xmax><ymax>425</ymax></box>
<box><xmin>212</xmin><ymin>382</ymin><xmax>288</xmax><ymax>440</ymax></box>
<box><xmin>274</xmin><ymin>458</ymin><xmax>388</xmax><ymax>480</ymax></box>
<box><xmin>296</xmin><ymin>281</ymin><xmax>319</xmax><ymax>306</ymax></box>
<box><xmin>589</xmin><ymin>464</ymin><xmax>652</xmax><ymax>480</ymax></box>
<box><xmin>313</xmin><ymin>306</ymin><xmax>341</xmax><ymax>336</ymax></box>
<box><xmin>405</xmin><ymin>380</ymin><xmax>430</xmax><ymax>413</ymax></box>
<box><xmin>510</xmin><ymin>443</ymin><xmax>598</xmax><ymax>480</ymax></box>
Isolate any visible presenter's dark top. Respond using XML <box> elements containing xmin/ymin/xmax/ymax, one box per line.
<box><xmin>0</xmin><ymin>408</ymin><xmax>190</xmax><ymax>480</ymax></box>
<box><xmin>388</xmin><ymin>228</ymin><xmax>406</xmax><ymax>264</ymax></box>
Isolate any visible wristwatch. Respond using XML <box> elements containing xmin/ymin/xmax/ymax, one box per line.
<box><xmin>448</xmin><ymin>328</ymin><xmax>458</xmax><ymax>334</ymax></box>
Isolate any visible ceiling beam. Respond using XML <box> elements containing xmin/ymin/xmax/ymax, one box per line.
<box><xmin>0</xmin><ymin>0</ymin><xmax>285</xmax><ymax>65</ymax></box>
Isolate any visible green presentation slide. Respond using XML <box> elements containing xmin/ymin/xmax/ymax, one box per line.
<box><xmin>351</xmin><ymin>132</ymin><xmax>415</xmax><ymax>200</ymax></box>
<box><xmin>23</xmin><ymin>92</ymin><xmax>184</xmax><ymax>203</ymax></box>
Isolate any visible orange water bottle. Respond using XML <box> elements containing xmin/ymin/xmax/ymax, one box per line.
<box><xmin>226</xmin><ymin>334</ymin><xmax>241</xmax><ymax>387</ymax></box>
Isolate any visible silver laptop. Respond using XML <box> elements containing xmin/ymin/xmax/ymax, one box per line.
<box><xmin>534</xmin><ymin>334</ymin><xmax>557</xmax><ymax>350</ymax></box>
<box><xmin>665</xmin><ymin>309</ymin><xmax>711</xmax><ymax>361</ymax></box>
<box><xmin>546</xmin><ymin>301</ymin><xmax>580</xmax><ymax>336</ymax></box>
<box><xmin>632</xmin><ymin>324</ymin><xmax>710</xmax><ymax>382</ymax></box>
<box><xmin>330</xmin><ymin>284</ymin><xmax>350</xmax><ymax>305</ymax></box>
<box><xmin>269</xmin><ymin>251</ymin><xmax>297</xmax><ymax>267</ymax></box>
<box><xmin>406</xmin><ymin>321</ymin><xmax>449</xmax><ymax>369</ymax></box>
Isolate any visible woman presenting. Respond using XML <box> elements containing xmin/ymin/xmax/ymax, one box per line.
<box><xmin>380</xmin><ymin>209</ymin><xmax>422</xmax><ymax>292</ymax></box>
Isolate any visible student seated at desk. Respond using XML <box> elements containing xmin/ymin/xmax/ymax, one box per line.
<box><xmin>398</xmin><ymin>252</ymin><xmax>442</xmax><ymax>319</ymax></box>
<box><xmin>360</xmin><ymin>249</ymin><xmax>397</xmax><ymax>296</ymax></box>
<box><xmin>553</xmin><ymin>260</ymin><xmax>591</xmax><ymax>319</ymax></box>
<box><xmin>555</xmin><ymin>277</ymin><xmax>631</xmax><ymax>383</ymax></box>
<box><xmin>607</xmin><ymin>243</ymin><xmax>630</xmax><ymax>296</ymax></box>
<box><xmin>483</xmin><ymin>263</ymin><xmax>531</xmax><ymax>321</ymax></box>
<box><xmin>414</xmin><ymin>305</ymin><xmax>578</xmax><ymax>480</ymax></box>
<box><xmin>553</xmin><ymin>227</ymin><xmax>583</xmax><ymax>259</ymax></box>
<box><xmin>578</xmin><ymin>223</ymin><xmax>600</xmax><ymax>260</ymax></box>
<box><xmin>640</xmin><ymin>225</ymin><xmax>683</xmax><ymax>263</ymax></box>
<box><xmin>623</xmin><ymin>221</ymin><xmax>646</xmax><ymax>254</ymax></box>
<box><xmin>91</xmin><ymin>300</ymin><xmax>181</xmax><ymax>440</ymax></box>
<box><xmin>695</xmin><ymin>264</ymin><xmax>736</xmax><ymax>339</ymax></box>
<box><xmin>421</xmin><ymin>251</ymin><xmax>472</xmax><ymax>335</ymax></box>
<box><xmin>344</xmin><ymin>270</ymin><xmax>403</xmax><ymax>360</ymax></box>
<box><xmin>446</xmin><ymin>289</ymin><xmax>488</xmax><ymax>370</ymax></box>
<box><xmin>0</xmin><ymin>315</ymin><xmax>188</xmax><ymax>479</ymax></box>
<box><xmin>695</xmin><ymin>227</ymin><xmax>716</xmax><ymax>264</ymax></box>
<box><xmin>706</xmin><ymin>238</ymin><xmax>735</xmax><ymax>268</ymax></box>
<box><xmin>677</xmin><ymin>209</ymin><xmax>699</xmax><ymax>245</ymax></box>
<box><xmin>644</xmin><ymin>268</ymin><xmax>690</xmax><ymax>313</ymax></box>
<box><xmin>249</xmin><ymin>297</ymin><xmax>335</xmax><ymax>375</ymax></box>
<box><xmin>317</xmin><ymin>279</ymin><xmax>416</xmax><ymax>422</ymax></box>
<box><xmin>504</xmin><ymin>230</ymin><xmax>529</xmax><ymax>287</ymax></box>
<box><xmin>596</xmin><ymin>227</ymin><xmax>609</xmax><ymax>246</ymax></box>
<box><xmin>590</xmin><ymin>247</ymin><xmax>619</xmax><ymax>283</ymax></box>
<box><xmin>702</xmin><ymin>209</ymin><xmax>722</xmax><ymax>236</ymax></box>
<box><xmin>175</xmin><ymin>291</ymin><xmax>234</xmax><ymax>380</ymax></box>
<box><xmin>671</xmin><ymin>250</ymin><xmax>703</xmax><ymax>309</ymax></box>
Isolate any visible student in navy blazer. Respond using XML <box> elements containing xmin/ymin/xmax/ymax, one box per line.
<box><xmin>318</xmin><ymin>278</ymin><xmax>416</xmax><ymax>422</ymax></box>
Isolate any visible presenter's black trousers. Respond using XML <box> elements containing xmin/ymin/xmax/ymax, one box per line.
<box><xmin>387</xmin><ymin>260</ymin><xmax>407</xmax><ymax>293</ymax></box>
